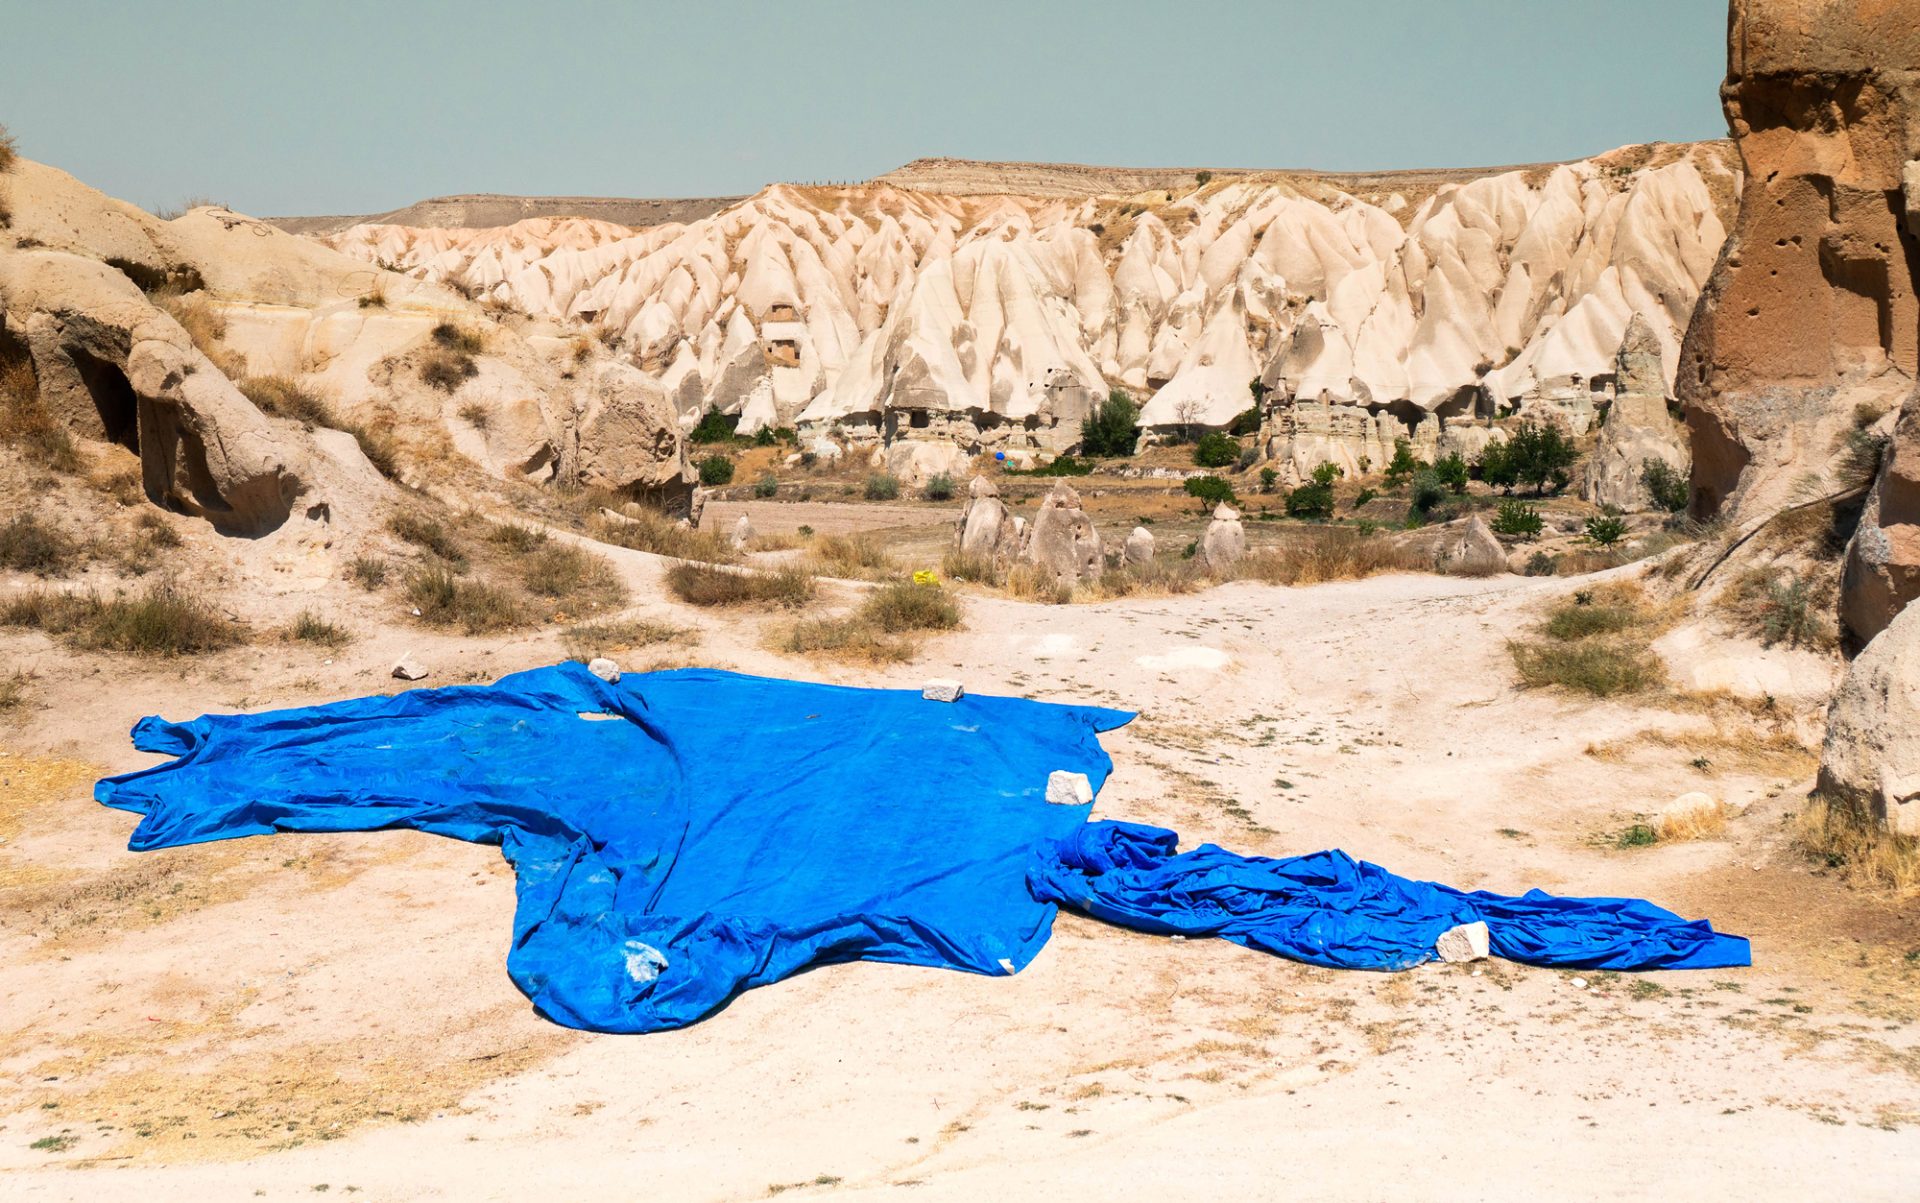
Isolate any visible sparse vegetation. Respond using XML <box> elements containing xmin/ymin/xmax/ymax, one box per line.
<box><xmin>1642</xmin><ymin>459</ymin><xmax>1689</xmax><ymax>512</ymax></box>
<box><xmin>0</xmin><ymin>122</ymin><xmax>17</xmax><ymax>173</ymax></box>
<box><xmin>1719</xmin><ymin>567</ymin><xmax>1832</xmax><ymax>649</ymax></box>
<box><xmin>0</xmin><ymin>514</ymin><xmax>77</xmax><ymax>576</ymax></box>
<box><xmin>1</xmin><ymin>345</ymin><xmax>80</xmax><ymax>472</ymax></box>
<box><xmin>387</xmin><ymin>512</ymin><xmax>466</xmax><ymax>566</ymax></box>
<box><xmin>420</xmin><ymin>349</ymin><xmax>479</xmax><ymax>393</ymax></box>
<box><xmin>808</xmin><ymin>533</ymin><xmax>893</xmax><ymax>578</ymax></box>
<box><xmin>666</xmin><ymin>563</ymin><xmax>814</xmax><ymax>608</ymax></box>
<box><xmin>239</xmin><ymin>375</ymin><xmax>333</xmax><ymax>427</ymax></box>
<box><xmin>518</xmin><ymin>540</ymin><xmax>626</xmax><ymax>609</ymax></box>
<box><xmin>584</xmin><ymin>504</ymin><xmax>734</xmax><ymax>563</ymax></box>
<box><xmin>753</xmin><ymin>472</ymin><xmax>779</xmax><ymax>499</ymax></box>
<box><xmin>1795</xmin><ymin>796</ymin><xmax>1919</xmax><ymax>895</ymax></box>
<box><xmin>346</xmin><ymin>555</ymin><xmax>388</xmax><ymax>589</ymax></box>
<box><xmin>458</xmin><ymin>401</ymin><xmax>492</xmax><ymax>432</ymax></box>
<box><xmin>780</xmin><ymin>579</ymin><xmax>962</xmax><ymax>663</ymax></box>
<box><xmin>2</xmin><ymin>580</ymin><xmax>245</xmax><ymax>655</ymax></box>
<box><xmin>1184</xmin><ymin>475</ymin><xmax>1235</xmax><ymax>507</ymax></box>
<box><xmin>1234</xmin><ymin>526</ymin><xmax>1427</xmax><ymax>586</ymax></box>
<box><xmin>286</xmin><ymin>610</ymin><xmax>351</xmax><ymax>647</ymax></box>
<box><xmin>561</xmin><ymin>617</ymin><xmax>682</xmax><ymax>663</ymax></box>
<box><xmin>924</xmin><ymin>472</ymin><xmax>955</xmax><ymax>501</ymax></box>
<box><xmin>430</xmin><ymin>323</ymin><xmax>485</xmax><ymax>355</ymax></box>
<box><xmin>864</xmin><ymin>473</ymin><xmax>900</xmax><ymax>501</ymax></box>
<box><xmin>404</xmin><ymin>566</ymin><xmax>524</xmax><ymax>633</ymax></box>
<box><xmin>861</xmin><ymin>580</ymin><xmax>962</xmax><ymax>633</ymax></box>
<box><xmin>1508</xmin><ymin>585</ymin><xmax>1665</xmax><ymax>697</ymax></box>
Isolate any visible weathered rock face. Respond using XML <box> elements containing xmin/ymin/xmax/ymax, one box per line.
<box><xmin>1818</xmin><ymin>602</ymin><xmax>1920</xmax><ymax>835</ymax></box>
<box><xmin>1679</xmin><ymin>0</ymin><xmax>1920</xmax><ymax>527</ymax></box>
<box><xmin>1200</xmin><ymin>504</ymin><xmax>1246</xmax><ymax>573</ymax></box>
<box><xmin>1841</xmin><ymin>395</ymin><xmax>1920</xmax><ymax>645</ymax></box>
<box><xmin>953</xmin><ymin>475</ymin><xmax>1019</xmax><ymax>563</ymax></box>
<box><xmin>1584</xmin><ymin>315</ymin><xmax>1689</xmax><ymax>512</ymax></box>
<box><xmin>1022</xmin><ymin>482</ymin><xmax>1102</xmax><ymax>584</ymax></box>
<box><xmin>882</xmin><ymin>438</ymin><xmax>970</xmax><ymax>489</ymax></box>
<box><xmin>568</xmin><ymin>359</ymin><xmax>695</xmax><ymax>511</ymax></box>
<box><xmin>0</xmin><ymin>252</ymin><xmax>308</xmax><ymax>533</ymax></box>
<box><xmin>1437</xmin><ymin>515</ymin><xmax>1506</xmax><ymax>576</ymax></box>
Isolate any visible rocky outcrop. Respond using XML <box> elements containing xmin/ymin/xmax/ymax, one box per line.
<box><xmin>0</xmin><ymin>251</ymin><xmax>308</xmax><ymax>533</ymax></box>
<box><xmin>1818</xmin><ymin>602</ymin><xmax>1920</xmax><ymax>835</ymax></box>
<box><xmin>1437</xmin><ymin>515</ymin><xmax>1506</xmax><ymax>576</ymax></box>
<box><xmin>1841</xmin><ymin>396</ymin><xmax>1920</xmax><ymax>645</ymax></box>
<box><xmin>1584</xmin><ymin>315</ymin><xmax>1689</xmax><ymax>511</ymax></box>
<box><xmin>323</xmin><ymin>143</ymin><xmax>1734</xmax><ymax>453</ymax></box>
<box><xmin>1200</xmin><ymin>504</ymin><xmax>1246</xmax><ymax>573</ymax></box>
<box><xmin>1022</xmin><ymin>482</ymin><xmax>1102</xmax><ymax>585</ymax></box>
<box><xmin>568</xmin><ymin>359</ymin><xmax>695</xmax><ymax>510</ymax></box>
<box><xmin>882</xmin><ymin>439</ymin><xmax>970</xmax><ymax>489</ymax></box>
<box><xmin>953</xmin><ymin>475</ymin><xmax>1020</xmax><ymax>564</ymax></box>
<box><xmin>1679</xmin><ymin>0</ymin><xmax>1920</xmax><ymax>529</ymax></box>
<box><xmin>1124</xmin><ymin>525</ymin><xmax>1155</xmax><ymax>564</ymax></box>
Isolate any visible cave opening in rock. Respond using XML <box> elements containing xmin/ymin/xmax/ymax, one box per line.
<box><xmin>69</xmin><ymin>347</ymin><xmax>140</xmax><ymax>451</ymax></box>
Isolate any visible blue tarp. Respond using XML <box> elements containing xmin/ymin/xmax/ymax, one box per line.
<box><xmin>1029</xmin><ymin>821</ymin><xmax>1749</xmax><ymax>972</ymax></box>
<box><xmin>97</xmin><ymin>665</ymin><xmax>1747</xmax><ymax>1034</ymax></box>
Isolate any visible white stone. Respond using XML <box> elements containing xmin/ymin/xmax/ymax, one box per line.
<box><xmin>1045</xmin><ymin>770</ymin><xmax>1094</xmax><ymax>806</ymax></box>
<box><xmin>391</xmin><ymin>654</ymin><xmax>428</xmax><ymax>681</ymax></box>
<box><xmin>731</xmin><ymin>513</ymin><xmax>753</xmax><ymax>550</ymax></box>
<box><xmin>921</xmin><ymin>678</ymin><xmax>964</xmax><ymax>703</ymax></box>
<box><xmin>587</xmin><ymin>657</ymin><xmax>621</xmax><ymax>683</ymax></box>
<box><xmin>1435</xmin><ymin>921</ymin><xmax>1490</xmax><ymax>963</ymax></box>
<box><xmin>1124</xmin><ymin>525</ymin><xmax>1155</xmax><ymax>565</ymax></box>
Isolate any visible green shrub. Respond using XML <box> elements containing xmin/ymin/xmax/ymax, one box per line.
<box><xmin>690</xmin><ymin>409</ymin><xmax>742</xmax><ymax>444</ymax></box>
<box><xmin>924</xmin><ymin>473</ymin><xmax>956</xmax><ymax>501</ymax></box>
<box><xmin>1434</xmin><ymin>452</ymin><xmax>1469</xmax><ymax>494</ymax></box>
<box><xmin>753</xmin><ymin>472</ymin><xmax>779</xmax><ymax>499</ymax></box>
<box><xmin>864</xmin><ymin>473</ymin><xmax>900</xmax><ymax>501</ymax></box>
<box><xmin>1007</xmin><ymin>455</ymin><xmax>1095</xmax><ymax>477</ymax></box>
<box><xmin>1491</xmin><ymin>499</ymin><xmax>1544</xmax><ymax>539</ymax></box>
<box><xmin>1184</xmin><ymin>475</ymin><xmax>1236</xmax><ymax>507</ymax></box>
<box><xmin>1408</xmin><ymin>468</ymin><xmax>1446</xmax><ymax>518</ymax></box>
<box><xmin>1081</xmin><ymin>390</ymin><xmax>1140</xmax><ymax>457</ymax></box>
<box><xmin>752</xmin><ymin>425</ymin><xmax>796</xmax><ymax>447</ymax></box>
<box><xmin>1584</xmin><ymin>515</ymin><xmax>1629</xmax><ymax>546</ymax></box>
<box><xmin>1285</xmin><ymin>466</ymin><xmax>1342</xmax><ymax>520</ymax></box>
<box><xmin>1384</xmin><ymin>438</ymin><xmax>1422</xmax><ymax>486</ymax></box>
<box><xmin>1351</xmin><ymin>487</ymin><xmax>1377</xmax><ymax>509</ymax></box>
<box><xmin>1259</xmin><ymin>467</ymin><xmax>1279</xmax><ymax>493</ymax></box>
<box><xmin>1228</xmin><ymin>407</ymin><xmax>1262</xmax><ymax>437</ymax></box>
<box><xmin>1193</xmin><ymin>432</ymin><xmax>1240</xmax><ymax>469</ymax></box>
<box><xmin>1641</xmin><ymin>459</ymin><xmax>1689</xmax><ymax>513</ymax></box>
<box><xmin>698</xmin><ymin>456</ymin><xmax>735</xmax><ymax>486</ymax></box>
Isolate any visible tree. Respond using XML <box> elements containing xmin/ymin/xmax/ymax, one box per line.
<box><xmin>1434</xmin><ymin>451</ymin><xmax>1470</xmax><ymax>495</ymax></box>
<box><xmin>1641</xmin><ymin>459</ymin><xmax>1689</xmax><ymax>513</ymax></box>
<box><xmin>1184</xmin><ymin>475</ymin><xmax>1236</xmax><ymax>507</ymax></box>
<box><xmin>1491</xmin><ymin>499</ymin><xmax>1544</xmax><ymax>539</ymax></box>
<box><xmin>1584</xmin><ymin>515</ymin><xmax>1629</xmax><ymax>546</ymax></box>
<box><xmin>1193</xmin><ymin>432</ymin><xmax>1239</xmax><ymax>468</ymax></box>
<box><xmin>1172</xmin><ymin>398</ymin><xmax>1205</xmax><ymax>445</ymax></box>
<box><xmin>1285</xmin><ymin>463</ymin><xmax>1343</xmax><ymax>520</ymax></box>
<box><xmin>1501</xmin><ymin>423</ymin><xmax>1578</xmax><ymax>495</ymax></box>
<box><xmin>1384</xmin><ymin>438</ymin><xmax>1423</xmax><ymax>487</ymax></box>
<box><xmin>1081</xmin><ymin>389</ymin><xmax>1140</xmax><ymax>457</ymax></box>
<box><xmin>1406</xmin><ymin>468</ymin><xmax>1446</xmax><ymax>524</ymax></box>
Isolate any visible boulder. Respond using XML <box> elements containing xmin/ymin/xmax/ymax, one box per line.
<box><xmin>1583</xmin><ymin>316</ymin><xmax>1688</xmax><ymax>512</ymax></box>
<box><xmin>1817</xmin><ymin>603</ymin><xmax>1920</xmax><ymax>836</ymax></box>
<box><xmin>953</xmin><ymin>475</ymin><xmax>1020</xmax><ymax>564</ymax></box>
<box><xmin>1435</xmin><ymin>921</ymin><xmax>1489</xmax><ymax>964</ymax></box>
<box><xmin>1437</xmin><ymin>515</ymin><xmax>1506</xmax><ymax>576</ymax></box>
<box><xmin>587</xmin><ymin>657</ymin><xmax>622</xmax><ymax>684</ymax></box>
<box><xmin>1022</xmin><ymin>482</ymin><xmax>1102</xmax><ymax>585</ymax></box>
<box><xmin>1125</xmin><ymin>525</ymin><xmax>1155</xmax><ymax>565</ymax></box>
<box><xmin>1200</xmin><ymin>504</ymin><xmax>1245</xmax><ymax>573</ymax></box>
<box><xmin>391</xmin><ymin>653</ymin><xmax>429</xmax><ymax>682</ymax></box>
<box><xmin>884</xmin><ymin>438</ymin><xmax>969</xmax><ymax>488</ymax></box>
<box><xmin>570</xmin><ymin>359</ymin><xmax>695</xmax><ymax>514</ymax></box>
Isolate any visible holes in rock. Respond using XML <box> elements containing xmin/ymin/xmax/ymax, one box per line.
<box><xmin>68</xmin><ymin>347</ymin><xmax>139</xmax><ymax>451</ymax></box>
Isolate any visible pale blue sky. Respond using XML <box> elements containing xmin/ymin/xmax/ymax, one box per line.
<box><xmin>0</xmin><ymin>0</ymin><xmax>1729</xmax><ymax>216</ymax></box>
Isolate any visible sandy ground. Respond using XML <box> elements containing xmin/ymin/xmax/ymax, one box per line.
<box><xmin>3</xmin><ymin>521</ymin><xmax>1918</xmax><ymax>1201</ymax></box>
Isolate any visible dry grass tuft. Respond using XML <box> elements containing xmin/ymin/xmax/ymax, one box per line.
<box><xmin>777</xmin><ymin>580</ymin><xmax>963</xmax><ymax>664</ymax></box>
<box><xmin>403</xmin><ymin>566</ymin><xmax>524</xmax><ymax>633</ymax></box>
<box><xmin>861</xmin><ymin>580</ymin><xmax>962</xmax><ymax>632</ymax></box>
<box><xmin>0</xmin><ymin>123</ymin><xmax>16</xmax><ymax>173</ymax></box>
<box><xmin>0</xmin><ymin>513</ymin><xmax>80</xmax><ymax>576</ymax></box>
<box><xmin>781</xmin><ymin>617</ymin><xmax>916</xmax><ymax>664</ymax></box>
<box><xmin>236</xmin><ymin>375</ymin><xmax>332</xmax><ymax>427</ymax></box>
<box><xmin>560</xmin><ymin>617</ymin><xmax>683</xmax><ymax>663</ymax></box>
<box><xmin>0</xmin><ymin>346</ymin><xmax>81</xmax><ymax>472</ymax></box>
<box><xmin>387</xmin><ymin>511</ymin><xmax>466</xmax><ymax>565</ymax></box>
<box><xmin>1</xmin><ymin>581</ymin><xmax>245</xmax><ymax>655</ymax></box>
<box><xmin>1509</xmin><ymin>584</ymin><xmax>1667</xmax><ymax>698</ymax></box>
<box><xmin>518</xmin><ymin>540</ymin><xmax>626</xmax><ymax>611</ymax></box>
<box><xmin>585</xmin><ymin>510</ymin><xmax>735</xmax><ymax>564</ymax></box>
<box><xmin>808</xmin><ymin>533</ymin><xmax>894</xmax><ymax>578</ymax></box>
<box><xmin>1795</xmin><ymin>796</ymin><xmax>1920</xmax><ymax>895</ymax></box>
<box><xmin>345</xmin><ymin>555</ymin><xmax>388</xmax><ymax>590</ymax></box>
<box><xmin>666</xmin><ymin>563</ymin><xmax>815</xmax><ymax>609</ymax></box>
<box><xmin>1716</xmin><ymin>566</ymin><xmax>1837</xmax><ymax>650</ymax></box>
<box><xmin>0</xmin><ymin>671</ymin><xmax>28</xmax><ymax>718</ymax></box>
<box><xmin>1235</xmin><ymin>527</ymin><xmax>1429</xmax><ymax>586</ymax></box>
<box><xmin>1653</xmin><ymin>800</ymin><xmax>1730</xmax><ymax>843</ymax></box>
<box><xmin>285</xmin><ymin>609</ymin><xmax>351</xmax><ymax>647</ymax></box>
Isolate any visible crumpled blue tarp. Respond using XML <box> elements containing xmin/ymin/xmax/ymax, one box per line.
<box><xmin>97</xmin><ymin>665</ymin><xmax>1747</xmax><ymax>1034</ymax></box>
<box><xmin>97</xmin><ymin>664</ymin><xmax>1131</xmax><ymax>1032</ymax></box>
<box><xmin>1028</xmin><ymin>821</ymin><xmax>1749</xmax><ymax>971</ymax></box>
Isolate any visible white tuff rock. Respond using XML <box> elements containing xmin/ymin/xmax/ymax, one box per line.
<box><xmin>1818</xmin><ymin>603</ymin><xmax>1920</xmax><ymax>835</ymax></box>
<box><xmin>587</xmin><ymin>657</ymin><xmax>622</xmax><ymax>684</ymax></box>
<box><xmin>1124</xmin><ymin>525</ymin><xmax>1155</xmax><ymax>564</ymax></box>
<box><xmin>1435</xmin><ymin>921</ymin><xmax>1490</xmax><ymax>964</ymax></box>
<box><xmin>731</xmin><ymin>513</ymin><xmax>754</xmax><ymax>550</ymax></box>
<box><xmin>391</xmin><ymin>654</ymin><xmax>429</xmax><ymax>682</ymax></box>
<box><xmin>1438</xmin><ymin>515</ymin><xmax>1507</xmax><ymax>576</ymax></box>
<box><xmin>1045</xmin><ymin>770</ymin><xmax>1094</xmax><ymax>807</ymax></box>
<box><xmin>1200</xmin><ymin>504</ymin><xmax>1245</xmax><ymax>572</ymax></box>
<box><xmin>921</xmin><ymin>678</ymin><xmax>965</xmax><ymax>703</ymax></box>
<box><xmin>1023</xmin><ymin>482</ymin><xmax>1102</xmax><ymax>584</ymax></box>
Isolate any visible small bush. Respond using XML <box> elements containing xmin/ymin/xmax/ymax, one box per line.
<box><xmin>3</xmin><ymin>581</ymin><xmax>245</xmax><ymax>655</ymax></box>
<box><xmin>421</xmin><ymin>350</ymin><xmax>478</xmax><ymax>393</ymax></box>
<box><xmin>0</xmin><ymin>123</ymin><xmax>16</xmax><ymax>173</ymax></box>
<box><xmin>1259</xmin><ymin>467</ymin><xmax>1279</xmax><ymax>494</ymax></box>
<box><xmin>1642</xmin><ymin>459</ymin><xmax>1689</xmax><ymax>513</ymax></box>
<box><xmin>1384</xmin><ymin>438</ymin><xmax>1422</xmax><ymax>486</ymax></box>
<box><xmin>753</xmin><ymin>472</ymin><xmax>779</xmax><ymax>499</ymax></box>
<box><xmin>0</xmin><ymin>514</ymin><xmax>77</xmax><ymax>576</ymax></box>
<box><xmin>585</xmin><ymin>510</ymin><xmax>733</xmax><ymax>564</ymax></box>
<box><xmin>1795</xmin><ymin>795</ymin><xmax>1920</xmax><ymax>894</ymax></box>
<box><xmin>1523</xmin><ymin>550</ymin><xmax>1557</xmax><ymax>576</ymax></box>
<box><xmin>689</xmin><ymin>409</ymin><xmax>743</xmax><ymax>444</ymax></box>
<box><xmin>1721</xmin><ymin>568</ymin><xmax>1832</xmax><ymax>649</ymax></box>
<box><xmin>862</xmin><ymin>581</ymin><xmax>962</xmax><ymax>632</ymax></box>
<box><xmin>1081</xmin><ymin>390</ymin><xmax>1140</xmax><ymax>457</ymax></box>
<box><xmin>1584</xmin><ymin>515</ymin><xmax>1629</xmax><ymax>546</ymax></box>
<box><xmin>1491</xmin><ymin>499</ymin><xmax>1544</xmax><ymax>539</ymax></box>
<box><xmin>1193</xmin><ymin>432</ymin><xmax>1239</xmax><ymax>469</ymax></box>
<box><xmin>0</xmin><ymin>671</ymin><xmax>27</xmax><ymax>715</ymax></box>
<box><xmin>924</xmin><ymin>473</ymin><xmax>955</xmax><ymax>501</ymax></box>
<box><xmin>1285</xmin><ymin>480</ymin><xmax>1335</xmax><ymax>520</ymax></box>
<box><xmin>864</xmin><ymin>473</ymin><xmax>900</xmax><ymax>501</ymax></box>
<box><xmin>520</xmin><ymin>540</ymin><xmax>625</xmax><ymax>609</ymax></box>
<box><xmin>458</xmin><ymin>401</ymin><xmax>492</xmax><ymax>432</ymax></box>
<box><xmin>1544</xmin><ymin>600</ymin><xmax>1643</xmax><ymax>641</ymax></box>
<box><xmin>486</xmin><ymin>521</ymin><xmax>547</xmax><ymax>554</ymax></box>
<box><xmin>346</xmin><ymin>555</ymin><xmax>388</xmax><ymax>589</ymax></box>
<box><xmin>430</xmin><ymin>323</ymin><xmax>485</xmax><ymax>355</ymax></box>
<box><xmin>238</xmin><ymin>375</ymin><xmax>334</xmax><ymax>427</ymax></box>
<box><xmin>698</xmin><ymin>456</ymin><xmax>735</xmax><ymax>486</ymax></box>
<box><xmin>404</xmin><ymin>566</ymin><xmax>523</xmax><ymax>632</ymax></box>
<box><xmin>1509</xmin><ymin>639</ymin><xmax>1662</xmax><ymax>697</ymax></box>
<box><xmin>1184</xmin><ymin>475</ymin><xmax>1236</xmax><ymax>507</ymax></box>
<box><xmin>1434</xmin><ymin>452</ymin><xmax>1470</xmax><ymax>494</ymax></box>
<box><xmin>1006</xmin><ymin>455</ymin><xmax>1095</xmax><ymax>477</ymax></box>
<box><xmin>286</xmin><ymin>609</ymin><xmax>351</xmax><ymax>647</ymax></box>
<box><xmin>940</xmin><ymin>548</ymin><xmax>1002</xmax><ymax>585</ymax></box>
<box><xmin>1616</xmin><ymin>824</ymin><xmax>1660</xmax><ymax>849</ymax></box>
<box><xmin>781</xmin><ymin>617</ymin><xmax>915</xmax><ymax>664</ymax></box>
<box><xmin>387</xmin><ymin>512</ymin><xmax>466</xmax><ymax>565</ymax></box>
<box><xmin>1407</xmin><ymin>468</ymin><xmax>1446</xmax><ymax>518</ymax></box>
<box><xmin>666</xmin><ymin>563</ymin><xmax>814</xmax><ymax>608</ymax></box>
<box><xmin>1351</xmin><ymin>487</ymin><xmax>1377</xmax><ymax>509</ymax></box>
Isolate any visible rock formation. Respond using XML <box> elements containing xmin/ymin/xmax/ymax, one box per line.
<box><xmin>1200</xmin><ymin>504</ymin><xmax>1246</xmax><ymax>573</ymax></box>
<box><xmin>1678</xmin><ymin>0</ymin><xmax>1920</xmax><ymax>535</ymax></box>
<box><xmin>1842</xmin><ymin>400</ymin><xmax>1920</xmax><ymax>645</ymax></box>
<box><xmin>1022</xmin><ymin>482</ymin><xmax>1102</xmax><ymax>584</ymax></box>
<box><xmin>1818</xmin><ymin>602</ymin><xmax>1920</xmax><ymax>835</ymax></box>
<box><xmin>320</xmin><ymin>143</ymin><xmax>1734</xmax><ymax>460</ymax></box>
<box><xmin>1437</xmin><ymin>515</ymin><xmax>1507</xmax><ymax>576</ymax></box>
<box><xmin>1583</xmin><ymin>315</ymin><xmax>1690</xmax><ymax>512</ymax></box>
<box><xmin>953</xmin><ymin>475</ymin><xmax>1020</xmax><ymax>564</ymax></box>
<box><xmin>1124</xmin><ymin>525</ymin><xmax>1155</xmax><ymax>564</ymax></box>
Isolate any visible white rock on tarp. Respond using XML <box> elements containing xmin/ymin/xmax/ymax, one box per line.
<box><xmin>1045</xmin><ymin>770</ymin><xmax>1094</xmax><ymax>806</ymax></box>
<box><xmin>588</xmin><ymin>657</ymin><xmax>622</xmax><ymax>684</ymax></box>
<box><xmin>922</xmin><ymin>678</ymin><xmax>965</xmax><ymax>702</ymax></box>
<box><xmin>392</xmin><ymin>653</ymin><xmax>429</xmax><ymax>681</ymax></box>
<box><xmin>1435</xmin><ymin>921</ymin><xmax>1490</xmax><ymax>963</ymax></box>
